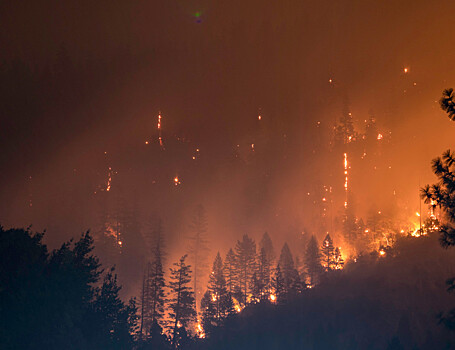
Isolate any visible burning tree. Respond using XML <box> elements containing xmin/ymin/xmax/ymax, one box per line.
<box><xmin>168</xmin><ymin>254</ymin><xmax>197</xmax><ymax>348</ymax></box>
<box><xmin>321</xmin><ymin>234</ymin><xmax>335</xmax><ymax>271</ymax></box>
<box><xmin>201</xmin><ymin>252</ymin><xmax>233</xmax><ymax>335</ymax></box>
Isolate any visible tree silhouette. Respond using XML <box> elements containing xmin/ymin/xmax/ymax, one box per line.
<box><xmin>440</xmin><ymin>88</ymin><xmax>455</xmax><ymax>121</ymax></box>
<box><xmin>0</xmin><ymin>227</ymin><xmax>136</xmax><ymax>349</ymax></box>
<box><xmin>168</xmin><ymin>254</ymin><xmax>197</xmax><ymax>348</ymax></box>
<box><xmin>321</xmin><ymin>234</ymin><xmax>335</xmax><ymax>271</ymax></box>
<box><xmin>277</xmin><ymin>243</ymin><xmax>302</xmax><ymax>299</ymax></box>
<box><xmin>187</xmin><ymin>205</ymin><xmax>210</xmax><ymax>311</ymax></box>
<box><xmin>304</xmin><ymin>235</ymin><xmax>322</xmax><ymax>286</ymax></box>
<box><xmin>140</xmin><ymin>218</ymin><xmax>166</xmax><ymax>337</ymax></box>
<box><xmin>234</xmin><ymin>234</ymin><xmax>257</xmax><ymax>306</ymax></box>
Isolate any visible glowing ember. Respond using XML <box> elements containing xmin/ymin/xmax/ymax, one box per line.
<box><xmin>196</xmin><ymin>321</ymin><xmax>205</xmax><ymax>338</ymax></box>
<box><xmin>174</xmin><ymin>176</ymin><xmax>181</xmax><ymax>186</ymax></box>
<box><xmin>344</xmin><ymin>153</ymin><xmax>348</xmax><ymax>207</ymax></box>
<box><xmin>270</xmin><ymin>294</ymin><xmax>276</xmax><ymax>302</ymax></box>
<box><xmin>377</xmin><ymin>133</ymin><xmax>383</xmax><ymax>140</ymax></box>
<box><xmin>106</xmin><ymin>167</ymin><xmax>112</xmax><ymax>192</ymax></box>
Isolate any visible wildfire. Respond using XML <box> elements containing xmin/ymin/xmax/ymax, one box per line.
<box><xmin>344</xmin><ymin>153</ymin><xmax>348</xmax><ymax>208</ymax></box>
<box><xmin>106</xmin><ymin>167</ymin><xmax>112</xmax><ymax>192</ymax></box>
<box><xmin>196</xmin><ymin>321</ymin><xmax>205</xmax><ymax>339</ymax></box>
<box><xmin>270</xmin><ymin>294</ymin><xmax>276</xmax><ymax>303</ymax></box>
<box><xmin>157</xmin><ymin>112</ymin><xmax>164</xmax><ymax>149</ymax></box>
<box><xmin>174</xmin><ymin>176</ymin><xmax>181</xmax><ymax>186</ymax></box>
<box><xmin>377</xmin><ymin>133</ymin><xmax>383</xmax><ymax>140</ymax></box>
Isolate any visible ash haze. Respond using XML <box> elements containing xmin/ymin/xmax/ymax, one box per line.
<box><xmin>2</xmin><ymin>1</ymin><xmax>455</xmax><ymax>349</ymax></box>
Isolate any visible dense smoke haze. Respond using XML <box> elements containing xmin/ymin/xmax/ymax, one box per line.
<box><xmin>2</xmin><ymin>2</ymin><xmax>455</xmax><ymax>347</ymax></box>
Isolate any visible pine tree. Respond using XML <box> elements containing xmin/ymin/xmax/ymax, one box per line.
<box><xmin>334</xmin><ymin>247</ymin><xmax>344</xmax><ymax>270</ymax></box>
<box><xmin>252</xmin><ymin>247</ymin><xmax>271</xmax><ymax>302</ymax></box>
<box><xmin>277</xmin><ymin>243</ymin><xmax>301</xmax><ymax>299</ymax></box>
<box><xmin>304</xmin><ymin>235</ymin><xmax>322</xmax><ymax>286</ymax></box>
<box><xmin>321</xmin><ymin>234</ymin><xmax>335</xmax><ymax>271</ymax></box>
<box><xmin>201</xmin><ymin>253</ymin><xmax>233</xmax><ymax>334</ymax></box>
<box><xmin>259</xmin><ymin>232</ymin><xmax>275</xmax><ymax>265</ymax></box>
<box><xmin>140</xmin><ymin>218</ymin><xmax>166</xmax><ymax>337</ymax></box>
<box><xmin>234</xmin><ymin>234</ymin><xmax>257</xmax><ymax>306</ymax></box>
<box><xmin>168</xmin><ymin>254</ymin><xmax>197</xmax><ymax>349</ymax></box>
<box><xmin>187</xmin><ymin>205</ymin><xmax>210</xmax><ymax>311</ymax></box>
<box><xmin>224</xmin><ymin>248</ymin><xmax>237</xmax><ymax>295</ymax></box>
<box><xmin>271</xmin><ymin>265</ymin><xmax>285</xmax><ymax>303</ymax></box>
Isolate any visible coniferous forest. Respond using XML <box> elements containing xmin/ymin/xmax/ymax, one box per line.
<box><xmin>2</xmin><ymin>1</ymin><xmax>455</xmax><ymax>349</ymax></box>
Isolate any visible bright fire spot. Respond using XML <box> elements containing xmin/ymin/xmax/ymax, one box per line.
<box><xmin>145</xmin><ymin>141</ymin><xmax>149</xmax><ymax>145</ymax></box>
<box><xmin>177</xmin><ymin>321</ymin><xmax>182</xmax><ymax>328</ymax></box>
<box><xmin>106</xmin><ymin>167</ymin><xmax>112</xmax><ymax>192</ymax></box>
<box><xmin>379</xmin><ymin>249</ymin><xmax>386</xmax><ymax>257</ymax></box>
<box><xmin>416</xmin><ymin>212</ymin><xmax>420</xmax><ymax>217</ymax></box>
<box><xmin>404</xmin><ymin>67</ymin><xmax>409</xmax><ymax>73</ymax></box>
<box><xmin>174</xmin><ymin>176</ymin><xmax>181</xmax><ymax>186</ymax></box>
<box><xmin>329</xmin><ymin>78</ymin><xmax>333</xmax><ymax>83</ymax></box>
<box><xmin>251</xmin><ymin>143</ymin><xmax>255</xmax><ymax>151</ymax></box>
<box><xmin>270</xmin><ymin>294</ymin><xmax>276</xmax><ymax>302</ymax></box>
<box><xmin>258</xmin><ymin>115</ymin><xmax>262</xmax><ymax>121</ymax></box>
<box><xmin>118</xmin><ymin>241</ymin><xmax>122</xmax><ymax>246</ymax></box>
<box><xmin>211</xmin><ymin>294</ymin><xmax>217</xmax><ymax>302</ymax></box>
<box><xmin>196</xmin><ymin>321</ymin><xmax>205</xmax><ymax>338</ymax></box>
<box><xmin>377</xmin><ymin>133</ymin><xmax>383</xmax><ymax>140</ymax></box>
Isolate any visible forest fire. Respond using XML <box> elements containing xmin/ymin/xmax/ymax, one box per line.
<box><xmin>3</xmin><ymin>2</ymin><xmax>455</xmax><ymax>349</ymax></box>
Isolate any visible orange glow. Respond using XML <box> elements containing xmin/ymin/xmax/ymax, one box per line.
<box><xmin>106</xmin><ymin>167</ymin><xmax>112</xmax><ymax>191</ymax></box>
<box><xmin>270</xmin><ymin>294</ymin><xmax>276</xmax><ymax>302</ymax></box>
<box><xmin>196</xmin><ymin>321</ymin><xmax>205</xmax><ymax>338</ymax></box>
<box><xmin>404</xmin><ymin>67</ymin><xmax>409</xmax><ymax>73</ymax></box>
<box><xmin>377</xmin><ymin>133</ymin><xmax>383</xmax><ymax>140</ymax></box>
<box><xmin>174</xmin><ymin>176</ymin><xmax>181</xmax><ymax>186</ymax></box>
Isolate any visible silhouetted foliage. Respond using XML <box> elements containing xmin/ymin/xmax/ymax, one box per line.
<box><xmin>168</xmin><ymin>254</ymin><xmax>197</xmax><ymax>348</ymax></box>
<box><xmin>0</xmin><ymin>227</ymin><xmax>136</xmax><ymax>350</ymax></box>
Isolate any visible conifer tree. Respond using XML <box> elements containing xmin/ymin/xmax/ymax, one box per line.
<box><xmin>321</xmin><ymin>234</ymin><xmax>335</xmax><ymax>271</ymax></box>
<box><xmin>259</xmin><ymin>232</ymin><xmax>276</xmax><ymax>265</ymax></box>
<box><xmin>252</xmin><ymin>247</ymin><xmax>272</xmax><ymax>301</ymax></box>
<box><xmin>234</xmin><ymin>234</ymin><xmax>257</xmax><ymax>306</ymax></box>
<box><xmin>224</xmin><ymin>248</ymin><xmax>237</xmax><ymax>295</ymax></box>
<box><xmin>201</xmin><ymin>253</ymin><xmax>233</xmax><ymax>334</ymax></box>
<box><xmin>304</xmin><ymin>235</ymin><xmax>322</xmax><ymax>286</ymax></box>
<box><xmin>277</xmin><ymin>243</ymin><xmax>301</xmax><ymax>299</ymax></box>
<box><xmin>271</xmin><ymin>265</ymin><xmax>285</xmax><ymax>303</ymax></box>
<box><xmin>140</xmin><ymin>219</ymin><xmax>166</xmax><ymax>337</ymax></box>
<box><xmin>168</xmin><ymin>255</ymin><xmax>196</xmax><ymax>349</ymax></box>
<box><xmin>187</xmin><ymin>205</ymin><xmax>210</xmax><ymax>311</ymax></box>
<box><xmin>334</xmin><ymin>247</ymin><xmax>344</xmax><ymax>270</ymax></box>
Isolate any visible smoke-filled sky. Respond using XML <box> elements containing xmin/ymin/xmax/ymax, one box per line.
<box><xmin>1</xmin><ymin>0</ymin><xmax>455</xmax><ymax>292</ymax></box>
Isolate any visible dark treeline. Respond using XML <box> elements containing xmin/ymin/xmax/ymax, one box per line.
<box><xmin>3</xmin><ymin>226</ymin><xmax>455</xmax><ymax>350</ymax></box>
